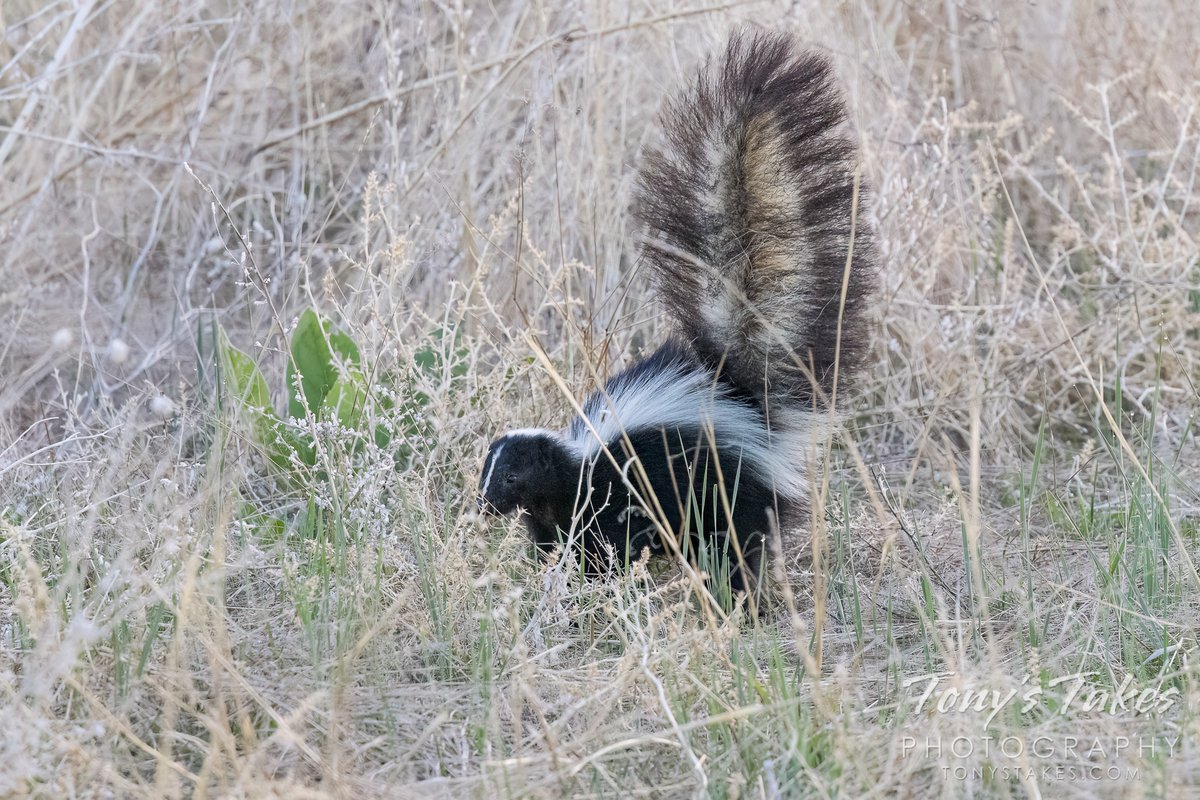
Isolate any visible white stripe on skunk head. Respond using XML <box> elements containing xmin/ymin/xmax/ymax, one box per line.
<box><xmin>478</xmin><ymin>428</ymin><xmax>580</xmax><ymax>516</ymax></box>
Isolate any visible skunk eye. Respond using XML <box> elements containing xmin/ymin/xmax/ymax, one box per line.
<box><xmin>504</xmin><ymin>474</ymin><xmax>518</xmax><ymax>484</ymax></box>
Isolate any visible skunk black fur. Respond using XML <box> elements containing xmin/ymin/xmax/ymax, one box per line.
<box><xmin>479</xmin><ymin>31</ymin><xmax>876</xmax><ymax>599</ymax></box>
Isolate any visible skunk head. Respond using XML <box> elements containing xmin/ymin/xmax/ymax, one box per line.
<box><xmin>478</xmin><ymin>429</ymin><xmax>579</xmax><ymax>518</ymax></box>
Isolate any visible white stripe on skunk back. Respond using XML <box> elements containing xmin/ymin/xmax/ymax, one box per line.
<box><xmin>563</xmin><ymin>356</ymin><xmax>815</xmax><ymax>500</ymax></box>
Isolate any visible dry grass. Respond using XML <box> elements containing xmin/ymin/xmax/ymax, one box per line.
<box><xmin>2</xmin><ymin>1</ymin><xmax>1199</xmax><ymax>797</ymax></box>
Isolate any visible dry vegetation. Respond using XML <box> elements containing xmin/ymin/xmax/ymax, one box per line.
<box><xmin>2</xmin><ymin>1</ymin><xmax>1199</xmax><ymax>797</ymax></box>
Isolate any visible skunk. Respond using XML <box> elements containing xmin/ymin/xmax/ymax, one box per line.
<box><xmin>479</xmin><ymin>31</ymin><xmax>876</xmax><ymax>599</ymax></box>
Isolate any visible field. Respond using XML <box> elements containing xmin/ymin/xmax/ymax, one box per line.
<box><xmin>2</xmin><ymin>1</ymin><xmax>1198</xmax><ymax>797</ymax></box>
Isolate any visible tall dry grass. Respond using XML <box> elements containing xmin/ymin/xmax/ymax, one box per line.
<box><xmin>1</xmin><ymin>1</ymin><xmax>1198</xmax><ymax>797</ymax></box>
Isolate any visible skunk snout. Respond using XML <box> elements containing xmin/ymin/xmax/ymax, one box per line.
<box><xmin>476</xmin><ymin>494</ymin><xmax>500</xmax><ymax>516</ymax></box>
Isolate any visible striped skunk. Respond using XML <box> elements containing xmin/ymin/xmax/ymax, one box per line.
<box><xmin>479</xmin><ymin>31</ymin><xmax>876</xmax><ymax>600</ymax></box>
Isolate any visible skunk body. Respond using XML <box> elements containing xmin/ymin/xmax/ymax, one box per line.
<box><xmin>480</xmin><ymin>32</ymin><xmax>875</xmax><ymax>597</ymax></box>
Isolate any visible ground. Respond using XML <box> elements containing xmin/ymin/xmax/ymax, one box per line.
<box><xmin>1</xmin><ymin>1</ymin><xmax>1198</xmax><ymax>797</ymax></box>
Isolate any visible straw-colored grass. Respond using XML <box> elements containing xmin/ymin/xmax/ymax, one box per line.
<box><xmin>2</xmin><ymin>1</ymin><xmax>1198</xmax><ymax>797</ymax></box>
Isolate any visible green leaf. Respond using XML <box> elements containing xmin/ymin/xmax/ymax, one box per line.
<box><xmin>269</xmin><ymin>418</ymin><xmax>315</xmax><ymax>469</ymax></box>
<box><xmin>328</xmin><ymin>327</ymin><xmax>361</xmax><ymax>367</ymax></box>
<box><xmin>287</xmin><ymin>309</ymin><xmax>361</xmax><ymax>419</ymax></box>
<box><xmin>322</xmin><ymin>370</ymin><xmax>367</xmax><ymax>429</ymax></box>
<box><xmin>217</xmin><ymin>327</ymin><xmax>291</xmax><ymax>468</ymax></box>
<box><xmin>287</xmin><ymin>310</ymin><xmax>333</xmax><ymax>419</ymax></box>
<box><xmin>217</xmin><ymin>328</ymin><xmax>271</xmax><ymax>410</ymax></box>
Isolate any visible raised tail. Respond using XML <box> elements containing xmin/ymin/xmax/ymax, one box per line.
<box><xmin>635</xmin><ymin>31</ymin><xmax>876</xmax><ymax>415</ymax></box>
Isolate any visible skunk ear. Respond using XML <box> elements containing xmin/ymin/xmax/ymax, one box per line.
<box><xmin>536</xmin><ymin>439</ymin><xmax>558</xmax><ymax>468</ymax></box>
<box><xmin>532</xmin><ymin>435</ymin><xmax>573</xmax><ymax>472</ymax></box>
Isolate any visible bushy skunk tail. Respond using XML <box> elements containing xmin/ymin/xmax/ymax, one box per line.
<box><xmin>634</xmin><ymin>31</ymin><xmax>876</xmax><ymax>415</ymax></box>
